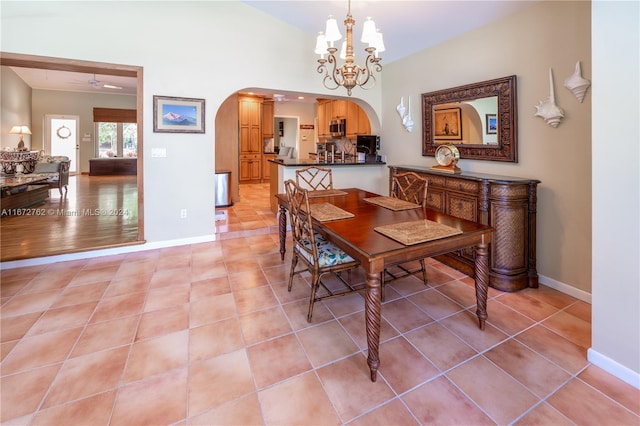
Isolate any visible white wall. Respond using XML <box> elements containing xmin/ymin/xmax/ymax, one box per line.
<box><xmin>590</xmin><ymin>0</ymin><xmax>640</xmax><ymax>387</ymax></box>
<box><xmin>1</xmin><ymin>1</ymin><xmax>382</xmax><ymax>243</ymax></box>
<box><xmin>382</xmin><ymin>1</ymin><xmax>592</xmax><ymax>295</ymax></box>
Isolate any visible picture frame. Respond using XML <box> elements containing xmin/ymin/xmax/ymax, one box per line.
<box><xmin>486</xmin><ymin>113</ymin><xmax>497</xmax><ymax>134</ymax></box>
<box><xmin>433</xmin><ymin>107</ymin><xmax>462</xmax><ymax>140</ymax></box>
<box><xmin>153</xmin><ymin>95</ymin><xmax>205</xmax><ymax>133</ymax></box>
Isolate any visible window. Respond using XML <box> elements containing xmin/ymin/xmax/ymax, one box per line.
<box><xmin>93</xmin><ymin>108</ymin><xmax>137</xmax><ymax>158</ymax></box>
<box><xmin>96</xmin><ymin>122</ymin><xmax>137</xmax><ymax>158</ymax></box>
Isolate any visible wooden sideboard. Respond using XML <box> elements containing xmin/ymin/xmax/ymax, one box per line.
<box><xmin>389</xmin><ymin>166</ymin><xmax>540</xmax><ymax>292</ymax></box>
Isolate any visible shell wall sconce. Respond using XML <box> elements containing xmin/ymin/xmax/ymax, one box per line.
<box><xmin>396</xmin><ymin>96</ymin><xmax>414</xmax><ymax>132</ymax></box>
<box><xmin>535</xmin><ymin>68</ymin><xmax>565</xmax><ymax>128</ymax></box>
<box><xmin>564</xmin><ymin>61</ymin><xmax>590</xmax><ymax>103</ymax></box>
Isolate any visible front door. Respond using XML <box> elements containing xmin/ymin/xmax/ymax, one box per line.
<box><xmin>45</xmin><ymin>114</ymin><xmax>79</xmax><ymax>174</ymax></box>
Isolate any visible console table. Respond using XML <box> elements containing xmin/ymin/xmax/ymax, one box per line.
<box><xmin>89</xmin><ymin>158</ymin><xmax>137</xmax><ymax>175</ymax></box>
<box><xmin>389</xmin><ymin>165</ymin><xmax>540</xmax><ymax>292</ymax></box>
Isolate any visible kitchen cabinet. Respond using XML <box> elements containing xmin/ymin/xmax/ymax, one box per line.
<box><xmin>389</xmin><ymin>165</ymin><xmax>540</xmax><ymax>292</ymax></box>
<box><xmin>317</xmin><ymin>99</ymin><xmax>332</xmax><ymax>138</ymax></box>
<box><xmin>346</xmin><ymin>102</ymin><xmax>372</xmax><ymax>137</ymax></box>
<box><xmin>358</xmin><ymin>105</ymin><xmax>371</xmax><ymax>135</ymax></box>
<box><xmin>318</xmin><ymin>99</ymin><xmax>370</xmax><ymax>139</ymax></box>
<box><xmin>332</xmin><ymin>99</ymin><xmax>347</xmax><ymax>118</ymax></box>
<box><xmin>262</xmin><ymin>153</ymin><xmax>276</xmax><ymax>180</ymax></box>
<box><xmin>239</xmin><ymin>96</ymin><xmax>262</xmax><ymax>183</ymax></box>
<box><xmin>239</xmin><ymin>96</ymin><xmax>262</xmax><ymax>154</ymax></box>
<box><xmin>240</xmin><ymin>153</ymin><xmax>261</xmax><ymax>182</ymax></box>
<box><xmin>262</xmin><ymin>100</ymin><xmax>274</xmax><ymax>138</ymax></box>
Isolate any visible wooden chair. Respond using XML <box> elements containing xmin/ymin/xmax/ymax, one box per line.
<box><xmin>285</xmin><ymin>179</ymin><xmax>361</xmax><ymax>322</ymax></box>
<box><xmin>383</xmin><ymin>172</ymin><xmax>429</xmax><ymax>299</ymax></box>
<box><xmin>295</xmin><ymin>166</ymin><xmax>333</xmax><ymax>191</ymax></box>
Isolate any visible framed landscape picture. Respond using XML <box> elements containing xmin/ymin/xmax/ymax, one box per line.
<box><xmin>433</xmin><ymin>107</ymin><xmax>462</xmax><ymax>140</ymax></box>
<box><xmin>486</xmin><ymin>113</ymin><xmax>497</xmax><ymax>134</ymax></box>
<box><xmin>153</xmin><ymin>95</ymin><xmax>205</xmax><ymax>133</ymax></box>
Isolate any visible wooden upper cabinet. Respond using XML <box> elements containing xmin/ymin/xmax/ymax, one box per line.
<box><xmin>317</xmin><ymin>99</ymin><xmax>331</xmax><ymax>138</ymax></box>
<box><xmin>239</xmin><ymin>96</ymin><xmax>262</xmax><ymax>154</ymax></box>
<box><xmin>332</xmin><ymin>100</ymin><xmax>347</xmax><ymax>118</ymax></box>
<box><xmin>318</xmin><ymin>99</ymin><xmax>371</xmax><ymax>138</ymax></box>
<box><xmin>262</xmin><ymin>100</ymin><xmax>274</xmax><ymax>138</ymax></box>
<box><xmin>345</xmin><ymin>102</ymin><xmax>371</xmax><ymax>137</ymax></box>
<box><xmin>357</xmin><ymin>105</ymin><xmax>371</xmax><ymax>135</ymax></box>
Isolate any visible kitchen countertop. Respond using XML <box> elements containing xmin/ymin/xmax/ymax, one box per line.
<box><xmin>269</xmin><ymin>158</ymin><xmax>385</xmax><ymax>167</ymax></box>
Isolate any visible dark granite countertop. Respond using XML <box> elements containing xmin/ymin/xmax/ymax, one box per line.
<box><xmin>269</xmin><ymin>158</ymin><xmax>386</xmax><ymax>167</ymax></box>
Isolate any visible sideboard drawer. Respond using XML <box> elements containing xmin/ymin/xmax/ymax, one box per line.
<box><xmin>426</xmin><ymin>188</ymin><xmax>445</xmax><ymax>212</ymax></box>
<box><xmin>446</xmin><ymin>177</ymin><xmax>479</xmax><ymax>194</ymax></box>
<box><xmin>446</xmin><ymin>193</ymin><xmax>478</xmax><ymax>222</ymax></box>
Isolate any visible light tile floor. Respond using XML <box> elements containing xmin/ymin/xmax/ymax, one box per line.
<box><xmin>214</xmin><ymin>183</ymin><xmax>279</xmax><ymax>239</ymax></box>
<box><xmin>1</xmin><ymin>238</ymin><xmax>639</xmax><ymax>425</ymax></box>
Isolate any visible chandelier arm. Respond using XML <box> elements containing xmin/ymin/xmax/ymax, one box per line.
<box><xmin>317</xmin><ymin>51</ymin><xmax>341</xmax><ymax>90</ymax></box>
<box><xmin>354</xmin><ymin>51</ymin><xmax>381</xmax><ymax>89</ymax></box>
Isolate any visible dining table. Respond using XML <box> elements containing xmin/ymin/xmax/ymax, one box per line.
<box><xmin>275</xmin><ymin>187</ymin><xmax>493</xmax><ymax>382</ymax></box>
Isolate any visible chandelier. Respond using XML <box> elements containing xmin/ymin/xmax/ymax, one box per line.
<box><xmin>314</xmin><ymin>0</ymin><xmax>385</xmax><ymax>96</ymax></box>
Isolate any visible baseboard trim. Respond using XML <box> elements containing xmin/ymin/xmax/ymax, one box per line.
<box><xmin>0</xmin><ymin>234</ymin><xmax>216</xmax><ymax>270</ymax></box>
<box><xmin>587</xmin><ymin>348</ymin><xmax>640</xmax><ymax>389</ymax></box>
<box><xmin>538</xmin><ymin>274</ymin><xmax>592</xmax><ymax>303</ymax></box>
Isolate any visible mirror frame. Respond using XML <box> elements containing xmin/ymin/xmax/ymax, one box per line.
<box><xmin>422</xmin><ymin>75</ymin><xmax>518</xmax><ymax>162</ymax></box>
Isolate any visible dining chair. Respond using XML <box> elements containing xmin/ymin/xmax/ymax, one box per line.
<box><xmin>285</xmin><ymin>179</ymin><xmax>362</xmax><ymax>322</ymax></box>
<box><xmin>383</xmin><ymin>171</ymin><xmax>429</xmax><ymax>299</ymax></box>
<box><xmin>295</xmin><ymin>165</ymin><xmax>333</xmax><ymax>191</ymax></box>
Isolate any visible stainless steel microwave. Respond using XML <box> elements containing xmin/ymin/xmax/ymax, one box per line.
<box><xmin>329</xmin><ymin>119</ymin><xmax>345</xmax><ymax>137</ymax></box>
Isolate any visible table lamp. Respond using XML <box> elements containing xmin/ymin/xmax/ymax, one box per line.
<box><xmin>9</xmin><ymin>125</ymin><xmax>32</xmax><ymax>150</ymax></box>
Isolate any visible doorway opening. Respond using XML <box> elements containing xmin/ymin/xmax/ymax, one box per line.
<box><xmin>45</xmin><ymin>115</ymin><xmax>79</xmax><ymax>173</ymax></box>
<box><xmin>0</xmin><ymin>52</ymin><xmax>144</xmax><ymax>261</ymax></box>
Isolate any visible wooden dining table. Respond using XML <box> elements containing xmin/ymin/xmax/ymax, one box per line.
<box><xmin>275</xmin><ymin>187</ymin><xmax>493</xmax><ymax>382</ymax></box>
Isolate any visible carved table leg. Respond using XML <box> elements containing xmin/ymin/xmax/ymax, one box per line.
<box><xmin>474</xmin><ymin>242</ymin><xmax>489</xmax><ymax>330</ymax></box>
<box><xmin>365</xmin><ymin>272</ymin><xmax>381</xmax><ymax>382</ymax></box>
<box><xmin>279</xmin><ymin>205</ymin><xmax>287</xmax><ymax>261</ymax></box>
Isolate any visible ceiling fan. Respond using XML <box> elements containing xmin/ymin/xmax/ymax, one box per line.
<box><xmin>73</xmin><ymin>74</ymin><xmax>122</xmax><ymax>90</ymax></box>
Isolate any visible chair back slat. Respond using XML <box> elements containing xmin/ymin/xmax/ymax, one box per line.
<box><xmin>285</xmin><ymin>179</ymin><xmax>318</xmax><ymax>265</ymax></box>
<box><xmin>295</xmin><ymin>166</ymin><xmax>333</xmax><ymax>191</ymax></box>
<box><xmin>391</xmin><ymin>172</ymin><xmax>428</xmax><ymax>207</ymax></box>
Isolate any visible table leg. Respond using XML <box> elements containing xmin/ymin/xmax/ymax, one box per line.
<box><xmin>278</xmin><ymin>205</ymin><xmax>287</xmax><ymax>261</ymax></box>
<box><xmin>365</xmin><ymin>272</ymin><xmax>381</xmax><ymax>382</ymax></box>
<box><xmin>474</xmin><ymin>242</ymin><xmax>489</xmax><ymax>330</ymax></box>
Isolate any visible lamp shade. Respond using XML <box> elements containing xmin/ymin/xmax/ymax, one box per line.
<box><xmin>314</xmin><ymin>32</ymin><xmax>328</xmax><ymax>54</ymax></box>
<box><xmin>361</xmin><ymin>17</ymin><xmax>377</xmax><ymax>44</ymax></box>
<box><xmin>324</xmin><ymin>15</ymin><xmax>342</xmax><ymax>44</ymax></box>
<box><xmin>9</xmin><ymin>125</ymin><xmax>31</xmax><ymax>135</ymax></box>
<box><xmin>371</xmin><ymin>30</ymin><xmax>385</xmax><ymax>53</ymax></box>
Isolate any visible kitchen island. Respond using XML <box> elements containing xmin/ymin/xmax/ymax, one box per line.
<box><xmin>268</xmin><ymin>157</ymin><xmax>387</xmax><ymax>213</ymax></box>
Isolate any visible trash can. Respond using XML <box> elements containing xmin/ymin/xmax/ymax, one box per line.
<box><xmin>214</xmin><ymin>170</ymin><xmax>233</xmax><ymax>207</ymax></box>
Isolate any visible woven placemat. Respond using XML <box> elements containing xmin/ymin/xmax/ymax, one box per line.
<box><xmin>307</xmin><ymin>189</ymin><xmax>348</xmax><ymax>198</ymax></box>
<box><xmin>375</xmin><ymin>220</ymin><xmax>462</xmax><ymax>245</ymax></box>
<box><xmin>364</xmin><ymin>196</ymin><xmax>420</xmax><ymax>211</ymax></box>
<box><xmin>307</xmin><ymin>203</ymin><xmax>354</xmax><ymax>222</ymax></box>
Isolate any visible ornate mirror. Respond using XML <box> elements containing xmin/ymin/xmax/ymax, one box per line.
<box><xmin>422</xmin><ymin>75</ymin><xmax>517</xmax><ymax>162</ymax></box>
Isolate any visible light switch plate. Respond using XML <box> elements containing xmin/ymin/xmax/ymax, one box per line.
<box><xmin>151</xmin><ymin>148</ymin><xmax>167</xmax><ymax>157</ymax></box>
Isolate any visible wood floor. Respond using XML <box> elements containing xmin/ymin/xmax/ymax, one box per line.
<box><xmin>1</xmin><ymin>175</ymin><xmax>139</xmax><ymax>262</ymax></box>
<box><xmin>1</xmin><ymin>178</ymin><xmax>276</xmax><ymax>262</ymax></box>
